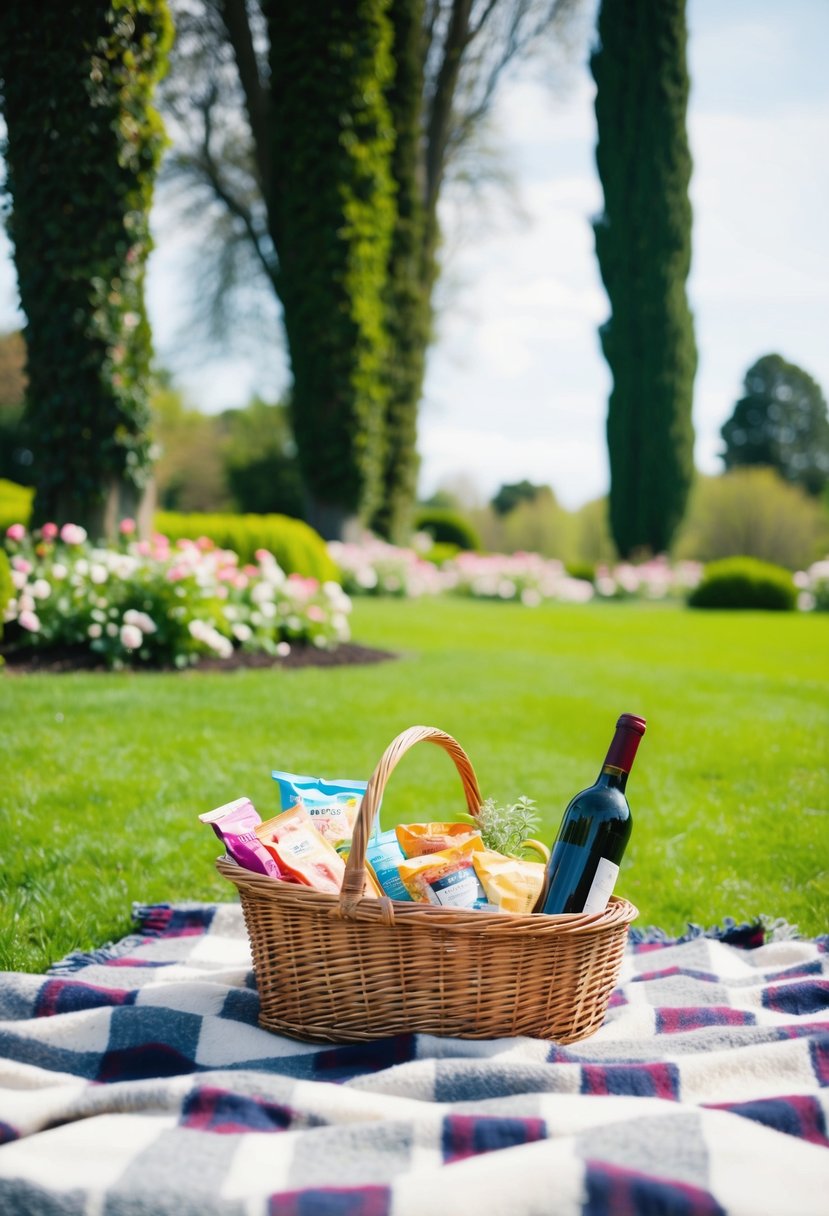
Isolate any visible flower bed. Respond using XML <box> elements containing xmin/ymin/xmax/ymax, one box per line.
<box><xmin>326</xmin><ymin>535</ymin><xmax>829</xmax><ymax>612</ymax></box>
<box><xmin>3</xmin><ymin>522</ymin><xmax>352</xmax><ymax>670</ymax></box>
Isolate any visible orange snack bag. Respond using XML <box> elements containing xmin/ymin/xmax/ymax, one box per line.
<box><xmin>255</xmin><ymin>805</ymin><xmax>346</xmax><ymax>894</ymax></box>
<box><xmin>396</xmin><ymin>822</ymin><xmax>481</xmax><ymax>858</ymax></box>
<box><xmin>472</xmin><ymin>849</ymin><xmax>545</xmax><ymax>914</ymax></box>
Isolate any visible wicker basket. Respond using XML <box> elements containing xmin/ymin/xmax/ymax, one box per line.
<box><xmin>217</xmin><ymin>725</ymin><xmax>638</xmax><ymax>1044</ymax></box>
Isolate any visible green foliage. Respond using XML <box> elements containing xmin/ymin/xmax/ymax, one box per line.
<box><xmin>151</xmin><ymin>384</ymin><xmax>232</xmax><ymax>513</ymax></box>
<box><xmin>591</xmin><ymin>0</ymin><xmax>696</xmax><ymax>557</ymax></box>
<box><xmin>0</xmin><ymin>547</ymin><xmax>11</xmax><ymax>639</ymax></box>
<box><xmin>0</xmin><ymin>1</ymin><xmax>173</xmax><ymax>531</ymax></box>
<box><xmin>721</xmin><ymin>353</ymin><xmax>829</xmax><ymax>497</ymax></box>
<box><xmin>674</xmin><ymin>469</ymin><xmax>828</xmax><ymax>570</ymax></box>
<box><xmin>491</xmin><ymin>480</ymin><xmax>547</xmax><ymax>517</ymax></box>
<box><xmin>0</xmin><ymin>479</ymin><xmax>34</xmax><ymax>532</ymax></box>
<box><xmin>571</xmin><ymin>497</ymin><xmax>617</xmax><ymax>566</ymax></box>
<box><xmin>264</xmin><ymin>0</ymin><xmax>397</xmax><ymax>536</ymax></box>
<box><xmin>688</xmin><ymin>557</ymin><xmax>797</xmax><ymax>611</ymax></box>
<box><xmin>154</xmin><ymin>511</ymin><xmax>339</xmax><ymax>581</ymax></box>
<box><xmin>221</xmin><ymin>397</ymin><xmax>305</xmax><ymax>519</ymax></box>
<box><xmin>473</xmin><ymin>796</ymin><xmax>541</xmax><ymax>857</ymax></box>
<box><xmin>414</xmin><ymin>506</ymin><xmax>481</xmax><ymax>551</ymax></box>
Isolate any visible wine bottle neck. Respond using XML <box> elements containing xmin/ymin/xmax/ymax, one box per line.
<box><xmin>602</xmin><ymin>714</ymin><xmax>646</xmax><ymax>779</ymax></box>
<box><xmin>598</xmin><ymin>765</ymin><xmax>628</xmax><ymax>792</ymax></box>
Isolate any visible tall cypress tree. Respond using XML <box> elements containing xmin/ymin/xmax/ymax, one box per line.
<box><xmin>0</xmin><ymin>1</ymin><xmax>172</xmax><ymax>535</ymax></box>
<box><xmin>591</xmin><ymin>0</ymin><xmax>696</xmax><ymax>557</ymax></box>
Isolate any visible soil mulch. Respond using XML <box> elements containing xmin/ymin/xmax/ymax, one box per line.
<box><xmin>0</xmin><ymin>641</ymin><xmax>397</xmax><ymax>676</ymax></box>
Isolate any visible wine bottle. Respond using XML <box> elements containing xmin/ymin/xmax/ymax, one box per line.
<box><xmin>539</xmin><ymin>713</ymin><xmax>646</xmax><ymax>916</ymax></box>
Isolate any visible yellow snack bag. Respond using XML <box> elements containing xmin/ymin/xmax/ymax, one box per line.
<box><xmin>395</xmin><ymin>822</ymin><xmax>481</xmax><ymax>857</ymax></box>
<box><xmin>472</xmin><ymin>849</ymin><xmax>545</xmax><ymax>915</ymax></box>
<box><xmin>398</xmin><ymin>837</ymin><xmax>487</xmax><ymax>908</ymax></box>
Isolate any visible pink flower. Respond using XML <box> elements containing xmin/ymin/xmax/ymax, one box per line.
<box><xmin>41</xmin><ymin>522</ymin><xmax>59</xmax><ymax>540</ymax></box>
<box><xmin>19</xmin><ymin>609</ymin><xmax>41</xmax><ymax>632</ymax></box>
<box><xmin>119</xmin><ymin>517</ymin><xmax>137</xmax><ymax>536</ymax></box>
<box><xmin>5</xmin><ymin>523</ymin><xmax>25</xmax><ymax>542</ymax></box>
<box><xmin>60</xmin><ymin>523</ymin><xmax>87</xmax><ymax>545</ymax></box>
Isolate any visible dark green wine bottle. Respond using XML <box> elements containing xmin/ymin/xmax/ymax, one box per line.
<box><xmin>539</xmin><ymin>714</ymin><xmax>646</xmax><ymax>915</ymax></box>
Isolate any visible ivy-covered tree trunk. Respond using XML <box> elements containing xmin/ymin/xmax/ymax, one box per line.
<box><xmin>0</xmin><ymin>0</ymin><xmax>171</xmax><ymax>537</ymax></box>
<box><xmin>370</xmin><ymin>0</ymin><xmax>428</xmax><ymax>545</ymax></box>
<box><xmin>263</xmin><ymin>0</ymin><xmax>396</xmax><ymax>541</ymax></box>
<box><xmin>591</xmin><ymin>0</ymin><xmax>696</xmax><ymax>557</ymax></box>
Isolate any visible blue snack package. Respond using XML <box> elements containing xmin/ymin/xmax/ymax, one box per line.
<box><xmin>272</xmin><ymin>769</ymin><xmax>378</xmax><ymax>846</ymax></box>
<box><xmin>364</xmin><ymin>829</ymin><xmax>413</xmax><ymax>902</ymax></box>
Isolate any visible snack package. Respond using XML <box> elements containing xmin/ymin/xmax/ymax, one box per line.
<box><xmin>395</xmin><ymin>821</ymin><xmax>481</xmax><ymax>858</ymax></box>
<box><xmin>255</xmin><ymin>804</ymin><xmax>346</xmax><ymax>894</ymax></box>
<box><xmin>364</xmin><ymin>829</ymin><xmax>414</xmax><ymax>902</ymax></box>
<box><xmin>272</xmin><ymin>770</ymin><xmax>369</xmax><ymax>848</ymax></box>
<box><xmin>472</xmin><ymin>849</ymin><xmax>545</xmax><ymax>914</ymax></box>
<box><xmin>199</xmin><ymin>797</ymin><xmax>283</xmax><ymax>879</ymax></box>
<box><xmin>398</xmin><ymin>837</ymin><xmax>489</xmax><ymax>909</ymax></box>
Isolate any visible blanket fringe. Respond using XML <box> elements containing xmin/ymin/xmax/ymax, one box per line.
<box><xmin>629</xmin><ymin>914</ymin><xmax>801</xmax><ymax>948</ymax></box>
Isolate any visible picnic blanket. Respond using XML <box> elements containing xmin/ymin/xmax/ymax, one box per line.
<box><xmin>0</xmin><ymin>903</ymin><xmax>827</xmax><ymax>1215</ymax></box>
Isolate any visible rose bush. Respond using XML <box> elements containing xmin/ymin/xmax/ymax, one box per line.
<box><xmin>3</xmin><ymin>522</ymin><xmax>352</xmax><ymax>669</ymax></box>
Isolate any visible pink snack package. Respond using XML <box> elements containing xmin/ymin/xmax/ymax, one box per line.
<box><xmin>199</xmin><ymin>796</ymin><xmax>283</xmax><ymax>879</ymax></box>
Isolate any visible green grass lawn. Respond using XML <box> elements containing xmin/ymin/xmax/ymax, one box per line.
<box><xmin>1</xmin><ymin>597</ymin><xmax>827</xmax><ymax>972</ymax></box>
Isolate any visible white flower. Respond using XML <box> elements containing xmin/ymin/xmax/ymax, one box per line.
<box><xmin>106</xmin><ymin>623</ymin><xmax>118</xmax><ymax>637</ymax></box>
<box><xmin>521</xmin><ymin>589</ymin><xmax>542</xmax><ymax>608</ymax></box>
<box><xmin>11</xmin><ymin>569</ymin><xmax>28</xmax><ymax>591</ymax></box>
<box><xmin>51</xmin><ymin>563</ymin><xmax>68</xmax><ymax>580</ymax></box>
<box><xmin>88</xmin><ymin>623</ymin><xmax>103</xmax><ymax>639</ymax></box>
<box><xmin>276</xmin><ymin>641</ymin><xmax>291</xmax><ymax>657</ymax></box>
<box><xmin>18</xmin><ymin>610</ymin><xmax>41</xmax><ymax>632</ymax></box>
<box><xmin>232</xmin><ymin>623</ymin><xmax>252</xmax><ymax>642</ymax></box>
<box><xmin>31</xmin><ymin>579</ymin><xmax>52</xmax><ymax>600</ymax></box>
<box><xmin>123</xmin><ymin>609</ymin><xmax>157</xmax><ymax>634</ymax></box>
<box><xmin>120</xmin><ymin>623</ymin><xmax>143</xmax><ymax>651</ymax></box>
<box><xmin>90</xmin><ymin>564</ymin><xmax>108</xmax><ymax>585</ymax></box>
<box><xmin>251</xmin><ymin>581</ymin><xmax>274</xmax><ymax>604</ymax></box>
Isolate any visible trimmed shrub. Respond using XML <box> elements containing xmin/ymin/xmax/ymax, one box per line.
<box><xmin>153</xmin><ymin>512</ymin><xmax>339</xmax><ymax>582</ymax></box>
<box><xmin>414</xmin><ymin>507</ymin><xmax>481</xmax><ymax>552</ymax></box>
<box><xmin>566</xmin><ymin>560</ymin><xmax>596</xmax><ymax>584</ymax></box>
<box><xmin>0</xmin><ymin>479</ymin><xmax>33</xmax><ymax>533</ymax></box>
<box><xmin>687</xmin><ymin>557</ymin><xmax>797</xmax><ymax>611</ymax></box>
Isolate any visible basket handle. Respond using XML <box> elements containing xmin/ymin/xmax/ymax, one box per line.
<box><xmin>339</xmin><ymin>726</ymin><xmax>483</xmax><ymax>918</ymax></box>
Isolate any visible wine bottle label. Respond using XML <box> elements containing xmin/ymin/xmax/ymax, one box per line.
<box><xmin>582</xmin><ymin>857</ymin><xmax>619</xmax><ymax>914</ymax></box>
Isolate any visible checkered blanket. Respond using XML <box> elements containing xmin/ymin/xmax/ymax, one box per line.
<box><xmin>0</xmin><ymin>903</ymin><xmax>826</xmax><ymax>1215</ymax></box>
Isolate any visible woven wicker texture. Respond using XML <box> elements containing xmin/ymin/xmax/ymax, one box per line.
<box><xmin>217</xmin><ymin>725</ymin><xmax>638</xmax><ymax>1043</ymax></box>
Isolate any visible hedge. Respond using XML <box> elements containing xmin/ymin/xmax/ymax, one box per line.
<box><xmin>153</xmin><ymin>512</ymin><xmax>339</xmax><ymax>582</ymax></box>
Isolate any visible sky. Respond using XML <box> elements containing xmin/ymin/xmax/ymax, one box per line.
<box><xmin>1</xmin><ymin>0</ymin><xmax>828</xmax><ymax>511</ymax></box>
